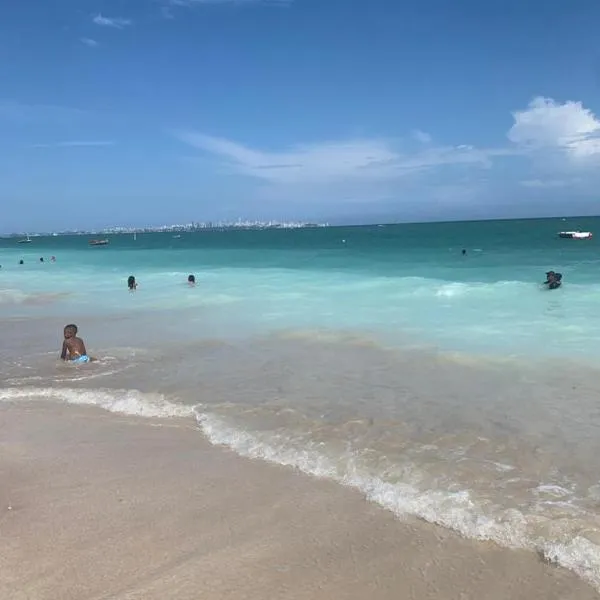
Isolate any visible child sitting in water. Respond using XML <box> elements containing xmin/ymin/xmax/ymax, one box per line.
<box><xmin>60</xmin><ymin>324</ymin><xmax>93</xmax><ymax>363</ymax></box>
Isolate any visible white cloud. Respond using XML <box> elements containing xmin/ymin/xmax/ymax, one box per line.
<box><xmin>508</xmin><ymin>96</ymin><xmax>600</xmax><ymax>159</ymax></box>
<box><xmin>93</xmin><ymin>14</ymin><xmax>132</xmax><ymax>29</ymax></box>
<box><xmin>171</xmin><ymin>95</ymin><xmax>600</xmax><ymax>212</ymax></box>
<box><xmin>80</xmin><ymin>38</ymin><xmax>99</xmax><ymax>47</ymax></box>
<box><xmin>30</xmin><ymin>141</ymin><xmax>115</xmax><ymax>149</ymax></box>
<box><xmin>412</xmin><ymin>129</ymin><xmax>432</xmax><ymax>144</ymax></box>
<box><xmin>174</xmin><ymin>131</ymin><xmax>491</xmax><ymax>184</ymax></box>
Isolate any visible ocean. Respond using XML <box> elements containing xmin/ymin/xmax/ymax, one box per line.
<box><xmin>2</xmin><ymin>216</ymin><xmax>600</xmax><ymax>589</ymax></box>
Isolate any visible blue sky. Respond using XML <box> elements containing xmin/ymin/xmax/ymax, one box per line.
<box><xmin>2</xmin><ymin>0</ymin><xmax>600</xmax><ymax>232</ymax></box>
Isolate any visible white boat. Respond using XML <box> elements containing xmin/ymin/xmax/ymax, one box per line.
<box><xmin>17</xmin><ymin>234</ymin><xmax>32</xmax><ymax>244</ymax></box>
<box><xmin>558</xmin><ymin>231</ymin><xmax>593</xmax><ymax>239</ymax></box>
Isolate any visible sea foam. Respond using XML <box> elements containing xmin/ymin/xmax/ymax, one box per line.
<box><xmin>195</xmin><ymin>410</ymin><xmax>600</xmax><ymax>592</ymax></box>
<box><xmin>4</xmin><ymin>385</ymin><xmax>599</xmax><ymax>591</ymax></box>
<box><xmin>0</xmin><ymin>386</ymin><xmax>195</xmax><ymax>419</ymax></box>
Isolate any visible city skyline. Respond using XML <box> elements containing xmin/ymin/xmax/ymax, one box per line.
<box><xmin>3</xmin><ymin>212</ymin><xmax>598</xmax><ymax>239</ymax></box>
<box><xmin>0</xmin><ymin>218</ymin><xmax>330</xmax><ymax>237</ymax></box>
<box><xmin>2</xmin><ymin>1</ymin><xmax>600</xmax><ymax>231</ymax></box>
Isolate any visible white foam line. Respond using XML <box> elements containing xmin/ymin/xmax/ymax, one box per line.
<box><xmin>1</xmin><ymin>385</ymin><xmax>599</xmax><ymax>591</ymax></box>
<box><xmin>194</xmin><ymin>410</ymin><xmax>600</xmax><ymax>592</ymax></box>
<box><xmin>0</xmin><ymin>386</ymin><xmax>195</xmax><ymax>419</ymax></box>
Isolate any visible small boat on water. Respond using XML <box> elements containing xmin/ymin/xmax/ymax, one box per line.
<box><xmin>89</xmin><ymin>239</ymin><xmax>109</xmax><ymax>246</ymax></box>
<box><xmin>17</xmin><ymin>235</ymin><xmax>32</xmax><ymax>244</ymax></box>
<box><xmin>558</xmin><ymin>231</ymin><xmax>593</xmax><ymax>239</ymax></box>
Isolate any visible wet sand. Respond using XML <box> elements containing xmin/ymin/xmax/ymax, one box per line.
<box><xmin>0</xmin><ymin>402</ymin><xmax>597</xmax><ymax>600</ymax></box>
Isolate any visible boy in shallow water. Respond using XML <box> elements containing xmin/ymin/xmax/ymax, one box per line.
<box><xmin>60</xmin><ymin>324</ymin><xmax>93</xmax><ymax>363</ymax></box>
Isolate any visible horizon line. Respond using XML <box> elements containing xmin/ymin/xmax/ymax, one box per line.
<box><xmin>2</xmin><ymin>213</ymin><xmax>599</xmax><ymax>237</ymax></box>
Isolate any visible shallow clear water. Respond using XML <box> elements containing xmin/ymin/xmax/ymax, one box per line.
<box><xmin>1</xmin><ymin>216</ymin><xmax>600</xmax><ymax>357</ymax></box>
<box><xmin>2</xmin><ymin>217</ymin><xmax>600</xmax><ymax>590</ymax></box>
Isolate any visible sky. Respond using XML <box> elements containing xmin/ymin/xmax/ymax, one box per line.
<box><xmin>2</xmin><ymin>0</ymin><xmax>600</xmax><ymax>232</ymax></box>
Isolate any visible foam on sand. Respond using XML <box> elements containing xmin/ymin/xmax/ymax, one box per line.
<box><xmin>0</xmin><ymin>386</ymin><xmax>194</xmax><ymax>419</ymax></box>
<box><xmin>2</xmin><ymin>385</ymin><xmax>599</xmax><ymax>592</ymax></box>
<box><xmin>2</xmin><ymin>401</ymin><xmax>596</xmax><ymax>600</ymax></box>
<box><xmin>195</xmin><ymin>410</ymin><xmax>600</xmax><ymax>592</ymax></box>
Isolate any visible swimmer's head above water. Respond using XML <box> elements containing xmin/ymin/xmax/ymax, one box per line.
<box><xmin>127</xmin><ymin>275</ymin><xmax>137</xmax><ymax>290</ymax></box>
<box><xmin>188</xmin><ymin>274</ymin><xmax>196</xmax><ymax>285</ymax></box>
<box><xmin>544</xmin><ymin>271</ymin><xmax>562</xmax><ymax>289</ymax></box>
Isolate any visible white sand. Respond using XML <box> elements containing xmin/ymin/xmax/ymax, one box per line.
<box><xmin>1</xmin><ymin>402</ymin><xmax>597</xmax><ymax>600</ymax></box>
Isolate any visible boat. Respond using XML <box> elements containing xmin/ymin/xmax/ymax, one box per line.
<box><xmin>88</xmin><ymin>239</ymin><xmax>109</xmax><ymax>246</ymax></box>
<box><xmin>17</xmin><ymin>235</ymin><xmax>32</xmax><ymax>244</ymax></box>
<box><xmin>558</xmin><ymin>231</ymin><xmax>593</xmax><ymax>239</ymax></box>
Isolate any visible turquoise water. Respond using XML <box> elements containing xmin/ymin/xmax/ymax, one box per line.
<box><xmin>4</xmin><ymin>217</ymin><xmax>600</xmax><ymax>589</ymax></box>
<box><xmin>1</xmin><ymin>216</ymin><xmax>599</xmax><ymax>358</ymax></box>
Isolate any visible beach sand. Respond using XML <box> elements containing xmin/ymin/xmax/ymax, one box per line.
<box><xmin>1</xmin><ymin>402</ymin><xmax>597</xmax><ymax>600</ymax></box>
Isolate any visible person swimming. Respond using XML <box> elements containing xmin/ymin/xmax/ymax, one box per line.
<box><xmin>60</xmin><ymin>324</ymin><xmax>93</xmax><ymax>363</ymax></box>
<box><xmin>39</xmin><ymin>257</ymin><xmax>44</xmax><ymax>262</ymax></box>
<box><xmin>544</xmin><ymin>271</ymin><xmax>562</xmax><ymax>290</ymax></box>
<box><xmin>127</xmin><ymin>275</ymin><xmax>137</xmax><ymax>291</ymax></box>
<box><xmin>188</xmin><ymin>274</ymin><xmax>196</xmax><ymax>286</ymax></box>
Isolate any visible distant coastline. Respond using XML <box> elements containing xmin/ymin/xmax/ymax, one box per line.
<box><xmin>1</xmin><ymin>220</ymin><xmax>330</xmax><ymax>238</ymax></box>
<box><xmin>3</xmin><ymin>213</ymin><xmax>599</xmax><ymax>239</ymax></box>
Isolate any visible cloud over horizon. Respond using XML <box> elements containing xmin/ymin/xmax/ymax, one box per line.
<box><xmin>172</xmin><ymin>96</ymin><xmax>600</xmax><ymax>210</ymax></box>
<box><xmin>173</xmin><ymin>132</ymin><xmax>493</xmax><ymax>185</ymax></box>
<box><xmin>508</xmin><ymin>96</ymin><xmax>600</xmax><ymax>160</ymax></box>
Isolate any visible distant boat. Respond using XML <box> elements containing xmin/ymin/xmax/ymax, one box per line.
<box><xmin>558</xmin><ymin>231</ymin><xmax>593</xmax><ymax>240</ymax></box>
<box><xmin>172</xmin><ymin>234</ymin><xmax>181</xmax><ymax>239</ymax></box>
<box><xmin>89</xmin><ymin>239</ymin><xmax>109</xmax><ymax>246</ymax></box>
<box><xmin>17</xmin><ymin>235</ymin><xmax>32</xmax><ymax>244</ymax></box>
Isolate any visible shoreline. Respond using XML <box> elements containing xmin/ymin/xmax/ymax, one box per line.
<box><xmin>1</xmin><ymin>402</ymin><xmax>597</xmax><ymax>600</ymax></box>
